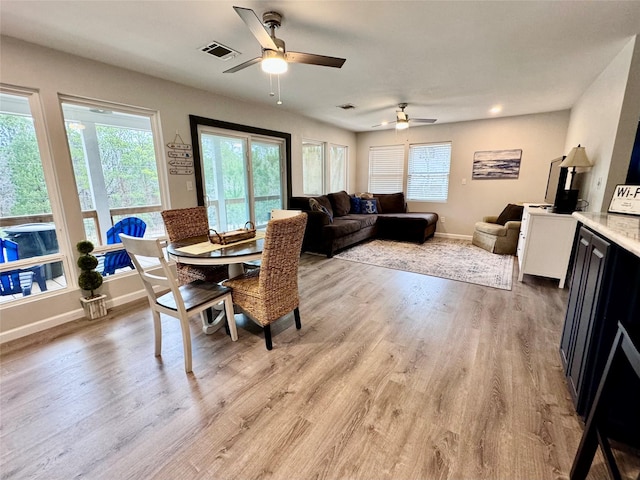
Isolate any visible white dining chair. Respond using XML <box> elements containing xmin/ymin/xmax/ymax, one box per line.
<box><xmin>120</xmin><ymin>233</ymin><xmax>237</xmax><ymax>373</ymax></box>
<box><xmin>270</xmin><ymin>209</ymin><xmax>302</xmax><ymax>220</ymax></box>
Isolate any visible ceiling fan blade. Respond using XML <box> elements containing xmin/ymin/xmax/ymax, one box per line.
<box><xmin>410</xmin><ymin>118</ymin><xmax>438</xmax><ymax>124</ymax></box>
<box><xmin>285</xmin><ymin>51</ymin><xmax>346</xmax><ymax>68</ymax></box>
<box><xmin>223</xmin><ymin>56</ymin><xmax>262</xmax><ymax>73</ymax></box>
<box><xmin>372</xmin><ymin>121</ymin><xmax>395</xmax><ymax>128</ymax></box>
<box><xmin>233</xmin><ymin>6</ymin><xmax>278</xmax><ymax>50</ymax></box>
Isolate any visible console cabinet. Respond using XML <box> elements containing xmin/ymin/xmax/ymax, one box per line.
<box><xmin>517</xmin><ymin>204</ymin><xmax>577</xmax><ymax>288</ymax></box>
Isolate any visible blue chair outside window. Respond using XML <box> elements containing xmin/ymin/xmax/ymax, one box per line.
<box><xmin>0</xmin><ymin>238</ymin><xmax>36</xmax><ymax>297</ymax></box>
<box><xmin>101</xmin><ymin>217</ymin><xmax>147</xmax><ymax>276</ymax></box>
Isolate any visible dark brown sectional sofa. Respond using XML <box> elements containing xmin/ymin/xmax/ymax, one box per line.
<box><xmin>289</xmin><ymin>191</ymin><xmax>438</xmax><ymax>257</ymax></box>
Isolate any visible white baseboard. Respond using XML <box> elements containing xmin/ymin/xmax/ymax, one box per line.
<box><xmin>435</xmin><ymin>232</ymin><xmax>473</xmax><ymax>241</ymax></box>
<box><xmin>0</xmin><ymin>290</ymin><xmax>147</xmax><ymax>344</ymax></box>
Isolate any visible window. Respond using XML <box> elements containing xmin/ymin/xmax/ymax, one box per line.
<box><xmin>329</xmin><ymin>144</ymin><xmax>347</xmax><ymax>192</ymax></box>
<box><xmin>302</xmin><ymin>140</ymin><xmax>324</xmax><ymax>195</ymax></box>
<box><xmin>368</xmin><ymin>145</ymin><xmax>404</xmax><ymax>193</ymax></box>
<box><xmin>0</xmin><ymin>88</ymin><xmax>67</xmax><ymax>301</ymax></box>
<box><xmin>198</xmin><ymin>128</ymin><xmax>285</xmax><ymax>230</ymax></box>
<box><xmin>61</xmin><ymin>100</ymin><xmax>165</xmax><ymax>247</ymax></box>
<box><xmin>407</xmin><ymin>142</ymin><xmax>451</xmax><ymax>202</ymax></box>
<box><xmin>302</xmin><ymin>141</ymin><xmax>348</xmax><ymax>195</ymax></box>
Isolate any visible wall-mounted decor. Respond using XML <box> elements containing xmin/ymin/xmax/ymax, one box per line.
<box><xmin>472</xmin><ymin>149</ymin><xmax>522</xmax><ymax>179</ymax></box>
<box><xmin>166</xmin><ymin>132</ymin><xmax>193</xmax><ymax>175</ymax></box>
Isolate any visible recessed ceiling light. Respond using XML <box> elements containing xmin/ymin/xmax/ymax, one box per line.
<box><xmin>490</xmin><ymin>105</ymin><xmax>502</xmax><ymax>114</ymax></box>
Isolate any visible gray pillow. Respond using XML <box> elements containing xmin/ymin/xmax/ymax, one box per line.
<box><xmin>309</xmin><ymin>198</ymin><xmax>333</xmax><ymax>223</ymax></box>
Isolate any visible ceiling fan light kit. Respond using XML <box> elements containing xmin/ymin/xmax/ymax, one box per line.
<box><xmin>373</xmin><ymin>103</ymin><xmax>438</xmax><ymax>130</ymax></box>
<box><xmin>261</xmin><ymin>50</ymin><xmax>288</xmax><ymax>74</ymax></box>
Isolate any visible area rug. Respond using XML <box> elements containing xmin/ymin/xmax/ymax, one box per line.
<box><xmin>333</xmin><ymin>237</ymin><xmax>514</xmax><ymax>290</ymax></box>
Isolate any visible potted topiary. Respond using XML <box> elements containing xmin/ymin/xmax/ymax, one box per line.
<box><xmin>77</xmin><ymin>240</ymin><xmax>107</xmax><ymax>320</ymax></box>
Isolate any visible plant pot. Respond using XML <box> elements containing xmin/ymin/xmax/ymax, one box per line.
<box><xmin>80</xmin><ymin>294</ymin><xmax>108</xmax><ymax>320</ymax></box>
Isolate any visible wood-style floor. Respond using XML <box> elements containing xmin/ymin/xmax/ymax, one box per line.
<box><xmin>1</xmin><ymin>253</ymin><xmax>638</xmax><ymax>479</ymax></box>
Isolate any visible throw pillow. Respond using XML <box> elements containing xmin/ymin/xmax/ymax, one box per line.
<box><xmin>309</xmin><ymin>197</ymin><xmax>333</xmax><ymax>223</ymax></box>
<box><xmin>350</xmin><ymin>196</ymin><xmax>362</xmax><ymax>214</ymax></box>
<box><xmin>495</xmin><ymin>203</ymin><xmax>524</xmax><ymax>225</ymax></box>
<box><xmin>361</xmin><ymin>199</ymin><xmax>378</xmax><ymax>214</ymax></box>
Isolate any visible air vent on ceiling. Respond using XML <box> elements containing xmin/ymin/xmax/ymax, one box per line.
<box><xmin>337</xmin><ymin>104</ymin><xmax>356</xmax><ymax>110</ymax></box>
<box><xmin>199</xmin><ymin>41</ymin><xmax>240</xmax><ymax>61</ymax></box>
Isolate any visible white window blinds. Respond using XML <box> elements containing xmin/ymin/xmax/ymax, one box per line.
<box><xmin>368</xmin><ymin>145</ymin><xmax>404</xmax><ymax>193</ymax></box>
<box><xmin>407</xmin><ymin>142</ymin><xmax>451</xmax><ymax>202</ymax></box>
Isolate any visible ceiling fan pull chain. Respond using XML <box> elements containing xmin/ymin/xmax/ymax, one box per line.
<box><xmin>277</xmin><ymin>75</ymin><xmax>283</xmax><ymax>105</ymax></box>
<box><xmin>269</xmin><ymin>74</ymin><xmax>275</xmax><ymax>97</ymax></box>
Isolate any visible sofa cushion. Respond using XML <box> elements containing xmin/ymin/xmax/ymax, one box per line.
<box><xmin>323</xmin><ymin>218</ymin><xmax>362</xmax><ymax>239</ymax></box>
<box><xmin>361</xmin><ymin>199</ymin><xmax>378</xmax><ymax>214</ymax></box>
<box><xmin>376</xmin><ymin>213</ymin><xmax>438</xmax><ymax>243</ymax></box>
<box><xmin>309</xmin><ymin>198</ymin><xmax>333</xmax><ymax>223</ymax></box>
<box><xmin>342</xmin><ymin>213</ymin><xmax>378</xmax><ymax>229</ymax></box>
<box><xmin>350</xmin><ymin>196</ymin><xmax>362</xmax><ymax>214</ymax></box>
<box><xmin>373</xmin><ymin>192</ymin><xmax>406</xmax><ymax>214</ymax></box>
<box><xmin>328</xmin><ymin>191</ymin><xmax>351</xmax><ymax>217</ymax></box>
<box><xmin>495</xmin><ymin>204</ymin><xmax>523</xmax><ymax>225</ymax></box>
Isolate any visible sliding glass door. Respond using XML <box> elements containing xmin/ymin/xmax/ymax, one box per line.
<box><xmin>198</xmin><ymin>127</ymin><xmax>284</xmax><ymax>230</ymax></box>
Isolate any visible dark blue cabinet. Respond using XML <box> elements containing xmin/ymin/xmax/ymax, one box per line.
<box><xmin>560</xmin><ymin>224</ymin><xmax>640</xmax><ymax>446</ymax></box>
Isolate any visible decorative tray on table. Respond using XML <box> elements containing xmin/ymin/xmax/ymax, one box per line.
<box><xmin>208</xmin><ymin>221</ymin><xmax>256</xmax><ymax>245</ymax></box>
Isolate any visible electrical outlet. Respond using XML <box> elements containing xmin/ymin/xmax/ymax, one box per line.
<box><xmin>441</xmin><ymin>216</ymin><xmax>446</xmax><ymax>223</ymax></box>
<box><xmin>462</xmin><ymin>178</ymin><xmax>467</xmax><ymax>185</ymax></box>
<box><xmin>186</xmin><ymin>181</ymin><xmax>193</xmax><ymax>191</ymax></box>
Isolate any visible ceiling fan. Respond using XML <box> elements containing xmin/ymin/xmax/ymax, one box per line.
<box><xmin>373</xmin><ymin>103</ymin><xmax>437</xmax><ymax>130</ymax></box>
<box><xmin>224</xmin><ymin>6</ymin><xmax>346</xmax><ymax>74</ymax></box>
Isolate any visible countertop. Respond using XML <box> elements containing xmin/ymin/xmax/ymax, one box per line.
<box><xmin>572</xmin><ymin>211</ymin><xmax>640</xmax><ymax>258</ymax></box>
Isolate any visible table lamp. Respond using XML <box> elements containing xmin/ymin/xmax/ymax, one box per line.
<box><xmin>560</xmin><ymin>144</ymin><xmax>592</xmax><ymax>189</ymax></box>
<box><xmin>556</xmin><ymin>145</ymin><xmax>592</xmax><ymax>213</ymax></box>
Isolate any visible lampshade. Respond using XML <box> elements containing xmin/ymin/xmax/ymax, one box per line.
<box><xmin>396</xmin><ymin>119</ymin><xmax>409</xmax><ymax>130</ymax></box>
<box><xmin>261</xmin><ymin>50</ymin><xmax>288</xmax><ymax>74</ymax></box>
<box><xmin>560</xmin><ymin>144</ymin><xmax>591</xmax><ymax>168</ymax></box>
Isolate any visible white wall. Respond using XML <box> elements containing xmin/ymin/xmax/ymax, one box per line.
<box><xmin>564</xmin><ymin>35</ymin><xmax>640</xmax><ymax>211</ymax></box>
<box><xmin>356</xmin><ymin>111</ymin><xmax>570</xmax><ymax>236</ymax></box>
<box><xmin>0</xmin><ymin>36</ymin><xmax>356</xmax><ymax>340</ymax></box>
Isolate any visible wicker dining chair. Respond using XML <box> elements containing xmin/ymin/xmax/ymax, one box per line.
<box><xmin>120</xmin><ymin>234</ymin><xmax>237</xmax><ymax>373</ymax></box>
<box><xmin>223</xmin><ymin>212</ymin><xmax>307</xmax><ymax>350</ymax></box>
<box><xmin>242</xmin><ymin>209</ymin><xmax>303</xmax><ymax>271</ymax></box>
<box><xmin>161</xmin><ymin>207</ymin><xmax>229</xmax><ymax>285</ymax></box>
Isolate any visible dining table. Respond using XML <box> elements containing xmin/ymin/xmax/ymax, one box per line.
<box><xmin>166</xmin><ymin>231</ymin><xmax>265</xmax><ymax>334</ymax></box>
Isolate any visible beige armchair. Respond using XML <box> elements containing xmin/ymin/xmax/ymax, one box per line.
<box><xmin>472</xmin><ymin>204</ymin><xmax>523</xmax><ymax>255</ymax></box>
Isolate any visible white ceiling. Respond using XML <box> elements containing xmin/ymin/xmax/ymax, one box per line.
<box><xmin>2</xmin><ymin>1</ymin><xmax>640</xmax><ymax>132</ymax></box>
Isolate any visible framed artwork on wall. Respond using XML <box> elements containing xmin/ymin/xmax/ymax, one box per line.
<box><xmin>472</xmin><ymin>149</ymin><xmax>522</xmax><ymax>179</ymax></box>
